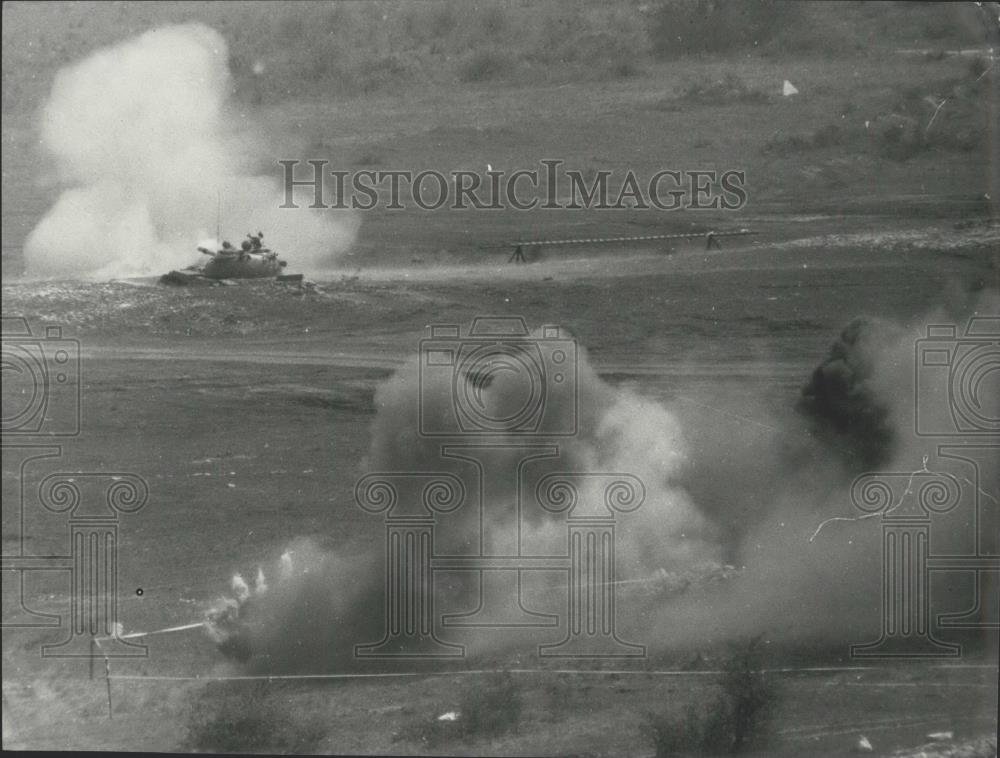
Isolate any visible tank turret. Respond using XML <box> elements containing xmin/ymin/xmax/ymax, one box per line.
<box><xmin>193</xmin><ymin>232</ymin><xmax>288</xmax><ymax>279</ymax></box>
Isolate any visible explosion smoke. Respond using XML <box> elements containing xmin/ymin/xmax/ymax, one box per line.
<box><xmin>796</xmin><ymin>317</ymin><xmax>900</xmax><ymax>469</ymax></box>
<box><xmin>208</xmin><ymin>292</ymin><xmax>998</xmax><ymax>671</ymax></box>
<box><xmin>208</xmin><ymin>332</ymin><xmax>721</xmax><ymax>672</ymax></box>
<box><xmin>24</xmin><ymin>24</ymin><xmax>354</xmax><ymax>279</ymax></box>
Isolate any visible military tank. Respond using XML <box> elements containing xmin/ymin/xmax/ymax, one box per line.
<box><xmin>197</xmin><ymin>232</ymin><xmax>287</xmax><ymax>279</ymax></box>
<box><xmin>161</xmin><ymin>232</ymin><xmax>289</xmax><ymax>285</ymax></box>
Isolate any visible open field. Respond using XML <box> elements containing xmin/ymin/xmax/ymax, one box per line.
<box><xmin>3</xmin><ymin>224</ymin><xmax>998</xmax><ymax>754</ymax></box>
<box><xmin>3</xmin><ymin>1</ymin><xmax>999</xmax><ymax>755</ymax></box>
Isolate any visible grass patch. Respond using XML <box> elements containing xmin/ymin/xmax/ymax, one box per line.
<box><xmin>764</xmin><ymin>123</ymin><xmax>850</xmax><ymax>154</ymax></box>
<box><xmin>3</xmin><ymin>1</ymin><xmax>994</xmax><ymax>111</ymax></box>
<box><xmin>765</xmin><ymin>60</ymin><xmax>991</xmax><ymax>163</ymax></box>
<box><xmin>459</xmin><ymin>669</ymin><xmax>523</xmax><ymax>738</ymax></box>
<box><xmin>399</xmin><ymin>670</ymin><xmax>524</xmax><ymax>747</ymax></box>
<box><xmin>648</xmin><ymin>0</ymin><xmax>790</xmax><ymax>58</ymax></box>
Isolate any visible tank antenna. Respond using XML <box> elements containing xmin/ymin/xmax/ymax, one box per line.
<box><xmin>216</xmin><ymin>190</ymin><xmax>221</xmax><ymax>245</ymax></box>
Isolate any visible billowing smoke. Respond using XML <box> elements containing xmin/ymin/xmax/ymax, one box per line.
<box><xmin>24</xmin><ymin>24</ymin><xmax>354</xmax><ymax>279</ymax></box>
<box><xmin>206</xmin><ymin>539</ymin><xmax>383</xmax><ymax>673</ymax></box>
<box><xmin>207</xmin><ymin>329</ymin><xmax>720</xmax><ymax>672</ymax></box>
<box><xmin>209</xmin><ymin>290</ymin><xmax>998</xmax><ymax>670</ymax></box>
<box><xmin>364</xmin><ymin>328</ymin><xmax>720</xmax><ymax>576</ymax></box>
<box><xmin>647</xmin><ymin>288</ymin><xmax>999</xmax><ymax>649</ymax></box>
<box><xmin>796</xmin><ymin>317</ymin><xmax>902</xmax><ymax>469</ymax></box>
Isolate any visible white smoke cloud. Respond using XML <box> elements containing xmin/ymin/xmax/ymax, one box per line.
<box><xmin>24</xmin><ymin>24</ymin><xmax>355</xmax><ymax>279</ymax></box>
<box><xmin>206</xmin><ymin>331</ymin><xmax>727</xmax><ymax>672</ymax></box>
<box><xmin>206</xmin><ymin>295</ymin><xmax>998</xmax><ymax>670</ymax></box>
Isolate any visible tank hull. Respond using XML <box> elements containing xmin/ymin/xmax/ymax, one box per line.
<box><xmin>201</xmin><ymin>252</ymin><xmax>284</xmax><ymax>280</ymax></box>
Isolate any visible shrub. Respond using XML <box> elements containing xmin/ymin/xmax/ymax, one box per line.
<box><xmin>875</xmin><ymin>115</ymin><xmax>978</xmax><ymax>163</ymax></box>
<box><xmin>646</xmin><ymin>701</ymin><xmax>708</xmax><ymax>757</ymax></box>
<box><xmin>183</xmin><ymin>681</ymin><xmax>326</xmax><ymax>754</ymax></box>
<box><xmin>645</xmin><ymin>637</ymin><xmax>777</xmax><ymax>756</ymax></box>
<box><xmin>716</xmin><ymin>637</ymin><xmax>777</xmax><ymax>752</ymax></box>
<box><xmin>763</xmin><ymin>123</ymin><xmax>851</xmax><ymax>155</ymax></box>
<box><xmin>459</xmin><ymin>670</ymin><xmax>523</xmax><ymax>738</ymax></box>
<box><xmin>648</xmin><ymin>0</ymin><xmax>794</xmax><ymax>59</ymax></box>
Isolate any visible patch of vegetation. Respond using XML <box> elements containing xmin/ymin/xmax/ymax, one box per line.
<box><xmin>3</xmin><ymin>0</ymin><xmax>991</xmax><ymax>112</ymax></box>
<box><xmin>644</xmin><ymin>637</ymin><xmax>777</xmax><ymax>756</ymax></box>
<box><xmin>461</xmin><ymin>669</ymin><xmax>523</xmax><ymax>738</ymax></box>
<box><xmin>875</xmin><ymin>67</ymin><xmax>990</xmax><ymax>162</ymax></box>
<box><xmin>399</xmin><ymin>670</ymin><xmax>524</xmax><ymax>747</ymax></box>
<box><xmin>648</xmin><ymin>0</ymin><xmax>792</xmax><ymax>58</ymax></box>
<box><xmin>764</xmin><ymin>123</ymin><xmax>850</xmax><ymax>154</ymax></box>
<box><xmin>183</xmin><ymin>681</ymin><xmax>327</xmax><ymax>754</ymax></box>
<box><xmin>765</xmin><ymin>59</ymin><xmax>991</xmax><ymax>164</ymax></box>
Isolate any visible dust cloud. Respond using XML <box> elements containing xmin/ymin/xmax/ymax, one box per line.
<box><xmin>650</xmin><ymin>288</ymin><xmax>999</xmax><ymax>648</ymax></box>
<box><xmin>209</xmin><ymin>292</ymin><xmax>998</xmax><ymax>670</ymax></box>
<box><xmin>24</xmin><ymin>24</ymin><xmax>354</xmax><ymax>280</ymax></box>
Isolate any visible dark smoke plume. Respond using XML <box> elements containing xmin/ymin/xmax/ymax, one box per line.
<box><xmin>796</xmin><ymin>317</ymin><xmax>898</xmax><ymax>469</ymax></box>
